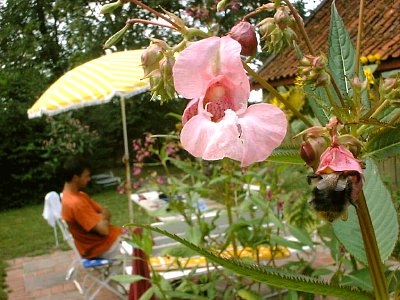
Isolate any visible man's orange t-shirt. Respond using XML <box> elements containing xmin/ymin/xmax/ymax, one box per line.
<box><xmin>61</xmin><ymin>191</ymin><xmax>122</xmax><ymax>258</ymax></box>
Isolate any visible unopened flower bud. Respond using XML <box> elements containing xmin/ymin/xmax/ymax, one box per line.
<box><xmin>258</xmin><ymin>18</ymin><xmax>276</xmax><ymax>37</ymax></box>
<box><xmin>228</xmin><ymin>21</ymin><xmax>258</xmax><ymax>56</ymax></box>
<box><xmin>141</xmin><ymin>40</ymin><xmax>167</xmax><ymax>77</ymax></box>
<box><xmin>262</xmin><ymin>3</ymin><xmax>276</xmax><ymax>11</ymax></box>
<box><xmin>274</xmin><ymin>7</ymin><xmax>292</xmax><ymax>30</ymax></box>
<box><xmin>103</xmin><ymin>23</ymin><xmax>131</xmax><ymax>49</ymax></box>
<box><xmin>315</xmin><ymin>70</ymin><xmax>330</xmax><ymax>86</ymax></box>
<box><xmin>100</xmin><ymin>0</ymin><xmax>123</xmax><ymax>14</ymax></box>
<box><xmin>299</xmin><ymin>56</ymin><xmax>312</xmax><ymax>66</ymax></box>
<box><xmin>300</xmin><ymin>136</ymin><xmax>330</xmax><ymax>170</ymax></box>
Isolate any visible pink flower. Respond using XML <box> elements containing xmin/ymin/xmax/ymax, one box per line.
<box><xmin>173</xmin><ymin>36</ymin><xmax>287</xmax><ymax>167</ymax></box>
<box><xmin>133</xmin><ymin>166</ymin><xmax>142</xmax><ymax>176</ymax></box>
<box><xmin>316</xmin><ymin>144</ymin><xmax>364</xmax><ymax>175</ymax></box>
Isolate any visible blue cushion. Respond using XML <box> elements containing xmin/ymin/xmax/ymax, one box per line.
<box><xmin>82</xmin><ymin>258</ymin><xmax>114</xmax><ymax>268</ymax></box>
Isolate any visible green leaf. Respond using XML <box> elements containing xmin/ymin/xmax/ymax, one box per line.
<box><xmin>110</xmin><ymin>274</ymin><xmax>146</xmax><ymax>284</ymax></box>
<box><xmin>160</xmin><ymin>245</ymin><xmax>198</xmax><ymax>258</ymax></box>
<box><xmin>166</xmin><ymin>291</ymin><xmax>208</xmax><ymax>300</ymax></box>
<box><xmin>270</xmin><ymin>234</ymin><xmax>305</xmax><ymax>251</ymax></box>
<box><xmin>284</xmin><ymin>195</ymin><xmax>319</xmax><ymax>234</ymax></box>
<box><xmin>129</xmin><ymin>224</ymin><xmax>372</xmax><ymax>299</ymax></box>
<box><xmin>365</xmin><ymin>127</ymin><xmax>400</xmax><ymax>160</ymax></box>
<box><xmin>304</xmin><ymin>85</ymin><xmax>331</xmax><ymax>125</ymax></box>
<box><xmin>287</xmin><ymin>225</ymin><xmax>314</xmax><ymax>248</ymax></box>
<box><xmin>268</xmin><ymin>144</ymin><xmax>303</xmax><ymax>164</ymax></box>
<box><xmin>328</xmin><ymin>2</ymin><xmax>356</xmax><ymax>97</ymax></box>
<box><xmin>237</xmin><ymin>288</ymin><xmax>264</xmax><ymax>300</ymax></box>
<box><xmin>332</xmin><ymin>158</ymin><xmax>399</xmax><ymax>264</ymax></box>
<box><xmin>342</xmin><ymin>268</ymin><xmax>373</xmax><ymax>292</ymax></box>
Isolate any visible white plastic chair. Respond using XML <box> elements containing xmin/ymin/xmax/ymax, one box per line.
<box><xmin>43</xmin><ymin>191</ymin><xmax>127</xmax><ymax>300</ymax></box>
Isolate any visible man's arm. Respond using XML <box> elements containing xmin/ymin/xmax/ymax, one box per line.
<box><xmin>92</xmin><ymin>207</ymin><xmax>112</xmax><ymax>235</ymax></box>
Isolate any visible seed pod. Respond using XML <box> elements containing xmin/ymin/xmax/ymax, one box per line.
<box><xmin>228</xmin><ymin>21</ymin><xmax>258</xmax><ymax>56</ymax></box>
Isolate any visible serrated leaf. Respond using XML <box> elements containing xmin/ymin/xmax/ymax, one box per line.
<box><xmin>304</xmin><ymin>85</ymin><xmax>331</xmax><ymax>125</ymax></box>
<box><xmin>268</xmin><ymin>144</ymin><xmax>303</xmax><ymax>164</ymax></box>
<box><xmin>332</xmin><ymin>158</ymin><xmax>398</xmax><ymax>264</ymax></box>
<box><xmin>129</xmin><ymin>224</ymin><xmax>372</xmax><ymax>299</ymax></box>
<box><xmin>365</xmin><ymin>127</ymin><xmax>400</xmax><ymax>160</ymax></box>
<box><xmin>328</xmin><ymin>2</ymin><xmax>356</xmax><ymax>97</ymax></box>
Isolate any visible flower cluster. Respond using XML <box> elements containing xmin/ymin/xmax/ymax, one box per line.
<box><xmin>257</xmin><ymin>4</ymin><xmax>300</xmax><ymax>54</ymax></box>
<box><xmin>298</xmin><ymin>54</ymin><xmax>330</xmax><ymax>87</ymax></box>
<box><xmin>141</xmin><ymin>39</ymin><xmax>175</xmax><ymax>102</ymax></box>
<box><xmin>173</xmin><ymin>36</ymin><xmax>287</xmax><ymax>167</ymax></box>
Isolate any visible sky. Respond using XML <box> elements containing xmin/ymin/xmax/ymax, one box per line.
<box><xmin>304</xmin><ymin>0</ymin><xmax>324</xmax><ymax>11</ymax></box>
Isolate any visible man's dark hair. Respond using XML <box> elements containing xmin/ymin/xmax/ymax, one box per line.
<box><xmin>62</xmin><ymin>156</ymin><xmax>91</xmax><ymax>182</ymax></box>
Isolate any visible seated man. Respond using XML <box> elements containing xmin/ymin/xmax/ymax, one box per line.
<box><xmin>61</xmin><ymin>156</ymin><xmax>122</xmax><ymax>259</ymax></box>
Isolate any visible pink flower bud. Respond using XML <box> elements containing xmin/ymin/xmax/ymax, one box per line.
<box><xmin>274</xmin><ymin>7</ymin><xmax>291</xmax><ymax>30</ymax></box>
<box><xmin>228</xmin><ymin>21</ymin><xmax>258</xmax><ymax>56</ymax></box>
<box><xmin>300</xmin><ymin>136</ymin><xmax>330</xmax><ymax>170</ymax></box>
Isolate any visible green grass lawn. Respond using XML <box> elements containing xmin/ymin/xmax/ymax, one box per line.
<box><xmin>0</xmin><ymin>188</ymin><xmax>154</xmax><ymax>299</ymax></box>
<box><xmin>0</xmin><ymin>188</ymin><xmax>152</xmax><ymax>261</ymax></box>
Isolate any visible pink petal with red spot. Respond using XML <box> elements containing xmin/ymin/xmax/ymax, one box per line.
<box><xmin>182</xmin><ymin>99</ymin><xmax>199</xmax><ymax>125</ymax></box>
<box><xmin>316</xmin><ymin>144</ymin><xmax>363</xmax><ymax>175</ymax></box>
<box><xmin>173</xmin><ymin>36</ymin><xmax>249</xmax><ymax>106</ymax></box>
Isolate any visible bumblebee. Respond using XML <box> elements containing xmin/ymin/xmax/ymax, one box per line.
<box><xmin>307</xmin><ymin>171</ymin><xmax>361</xmax><ymax>222</ymax></box>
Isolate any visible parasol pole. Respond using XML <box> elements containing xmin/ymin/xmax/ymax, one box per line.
<box><xmin>120</xmin><ymin>95</ymin><xmax>134</xmax><ymax>223</ymax></box>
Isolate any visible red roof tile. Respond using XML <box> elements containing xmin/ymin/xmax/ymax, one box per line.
<box><xmin>258</xmin><ymin>0</ymin><xmax>400</xmax><ymax>85</ymax></box>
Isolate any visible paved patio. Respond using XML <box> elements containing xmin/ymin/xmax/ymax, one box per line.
<box><xmin>5</xmin><ymin>250</ymin><xmax>120</xmax><ymax>300</ymax></box>
<box><xmin>5</xmin><ymin>246</ymin><xmax>336</xmax><ymax>300</ymax></box>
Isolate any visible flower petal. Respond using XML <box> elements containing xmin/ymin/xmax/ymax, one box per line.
<box><xmin>182</xmin><ymin>99</ymin><xmax>199</xmax><ymax>125</ymax></box>
<box><xmin>237</xmin><ymin>103</ymin><xmax>287</xmax><ymax>167</ymax></box>
<box><xmin>180</xmin><ymin>104</ymin><xmax>287</xmax><ymax>167</ymax></box>
<box><xmin>316</xmin><ymin>145</ymin><xmax>364</xmax><ymax>175</ymax></box>
<box><xmin>173</xmin><ymin>36</ymin><xmax>249</xmax><ymax>103</ymax></box>
<box><xmin>180</xmin><ymin>109</ymin><xmax>242</xmax><ymax>161</ymax></box>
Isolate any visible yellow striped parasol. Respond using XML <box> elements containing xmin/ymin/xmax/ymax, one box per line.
<box><xmin>27</xmin><ymin>49</ymin><xmax>149</xmax><ymax>118</ymax></box>
<box><xmin>28</xmin><ymin>49</ymin><xmax>150</xmax><ymax>222</ymax></box>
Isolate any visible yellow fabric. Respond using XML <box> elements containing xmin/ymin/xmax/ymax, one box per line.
<box><xmin>28</xmin><ymin>50</ymin><xmax>149</xmax><ymax>119</ymax></box>
<box><xmin>150</xmin><ymin>245</ymin><xmax>290</xmax><ymax>271</ymax></box>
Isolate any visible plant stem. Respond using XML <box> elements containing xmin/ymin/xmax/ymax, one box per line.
<box><xmin>127</xmin><ymin>18</ymin><xmax>178</xmax><ymax>31</ymax></box>
<box><xmin>129</xmin><ymin>0</ymin><xmax>181</xmax><ymax>30</ymax></box>
<box><xmin>354</xmin><ymin>0</ymin><xmax>365</xmax><ymax>78</ymax></box>
<box><xmin>355</xmin><ymin>191</ymin><xmax>389</xmax><ymax>299</ymax></box>
<box><xmin>242</xmin><ymin>62</ymin><xmax>313</xmax><ymax>127</ymax></box>
<box><xmin>224</xmin><ymin>181</ymin><xmax>238</xmax><ymax>257</ymax></box>
<box><xmin>282</xmin><ymin>0</ymin><xmax>315</xmax><ymax>56</ymax></box>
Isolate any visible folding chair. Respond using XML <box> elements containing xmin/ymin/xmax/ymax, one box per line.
<box><xmin>43</xmin><ymin>191</ymin><xmax>127</xmax><ymax>300</ymax></box>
